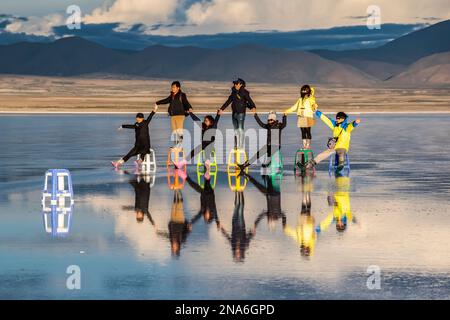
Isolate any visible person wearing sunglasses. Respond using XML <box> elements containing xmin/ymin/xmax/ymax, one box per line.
<box><xmin>305</xmin><ymin>111</ymin><xmax>361</xmax><ymax>171</ymax></box>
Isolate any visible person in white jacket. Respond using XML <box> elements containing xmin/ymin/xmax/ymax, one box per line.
<box><xmin>284</xmin><ymin>85</ymin><xmax>318</xmax><ymax>150</ymax></box>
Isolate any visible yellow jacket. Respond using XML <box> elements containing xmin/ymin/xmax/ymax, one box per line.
<box><xmin>285</xmin><ymin>87</ymin><xmax>317</xmax><ymax>118</ymax></box>
<box><xmin>284</xmin><ymin>215</ymin><xmax>316</xmax><ymax>255</ymax></box>
<box><xmin>316</xmin><ymin>110</ymin><xmax>359</xmax><ymax>151</ymax></box>
<box><xmin>316</xmin><ymin>179</ymin><xmax>353</xmax><ymax>233</ymax></box>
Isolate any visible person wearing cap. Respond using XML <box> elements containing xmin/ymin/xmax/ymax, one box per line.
<box><xmin>305</xmin><ymin>110</ymin><xmax>361</xmax><ymax>171</ymax></box>
<box><xmin>241</xmin><ymin>109</ymin><xmax>287</xmax><ymax>169</ymax></box>
<box><xmin>111</xmin><ymin>104</ymin><xmax>158</xmax><ymax>169</ymax></box>
<box><xmin>156</xmin><ymin>81</ymin><xmax>193</xmax><ymax>145</ymax></box>
<box><xmin>284</xmin><ymin>84</ymin><xmax>318</xmax><ymax>150</ymax></box>
<box><xmin>219</xmin><ymin>78</ymin><xmax>256</xmax><ymax>149</ymax></box>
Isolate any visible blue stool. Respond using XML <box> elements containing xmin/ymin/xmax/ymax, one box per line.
<box><xmin>329</xmin><ymin>153</ymin><xmax>350</xmax><ymax>175</ymax></box>
<box><xmin>42</xmin><ymin>169</ymin><xmax>74</xmax><ymax>237</ymax></box>
<box><xmin>42</xmin><ymin>169</ymin><xmax>74</xmax><ymax>208</ymax></box>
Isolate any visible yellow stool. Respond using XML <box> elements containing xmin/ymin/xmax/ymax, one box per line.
<box><xmin>227</xmin><ymin>170</ymin><xmax>248</xmax><ymax>192</ymax></box>
<box><xmin>227</xmin><ymin>148</ymin><xmax>248</xmax><ymax>174</ymax></box>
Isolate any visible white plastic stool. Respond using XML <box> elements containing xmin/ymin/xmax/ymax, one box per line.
<box><xmin>138</xmin><ymin>149</ymin><xmax>157</xmax><ymax>174</ymax></box>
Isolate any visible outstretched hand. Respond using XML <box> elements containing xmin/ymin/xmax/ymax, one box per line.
<box><xmin>251</xmin><ymin>108</ymin><xmax>257</xmax><ymax>114</ymax></box>
<box><xmin>355</xmin><ymin>119</ymin><xmax>361</xmax><ymax>124</ymax></box>
<box><xmin>153</xmin><ymin>104</ymin><xmax>159</xmax><ymax>112</ymax></box>
<box><xmin>188</xmin><ymin>108</ymin><xmax>193</xmax><ymax>114</ymax></box>
<box><xmin>117</xmin><ymin>126</ymin><xmax>123</xmax><ymax>131</ymax></box>
<box><xmin>218</xmin><ymin>109</ymin><xmax>224</xmax><ymax>115</ymax></box>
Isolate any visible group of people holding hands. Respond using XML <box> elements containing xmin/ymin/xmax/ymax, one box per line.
<box><xmin>112</xmin><ymin>78</ymin><xmax>361</xmax><ymax>173</ymax></box>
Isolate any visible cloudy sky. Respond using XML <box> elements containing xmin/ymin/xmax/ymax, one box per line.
<box><xmin>1</xmin><ymin>0</ymin><xmax>449</xmax><ymax>36</ymax></box>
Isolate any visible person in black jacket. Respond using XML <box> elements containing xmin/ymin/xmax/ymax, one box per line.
<box><xmin>156</xmin><ymin>81</ymin><xmax>193</xmax><ymax>145</ymax></box>
<box><xmin>245</xmin><ymin>173</ymin><xmax>286</xmax><ymax>231</ymax></box>
<box><xmin>186</xmin><ymin>174</ymin><xmax>220</xmax><ymax>227</ymax></box>
<box><xmin>112</xmin><ymin>105</ymin><xmax>157</xmax><ymax>169</ymax></box>
<box><xmin>241</xmin><ymin>109</ymin><xmax>287</xmax><ymax>169</ymax></box>
<box><xmin>219</xmin><ymin>78</ymin><xmax>256</xmax><ymax>149</ymax></box>
<box><xmin>188</xmin><ymin>110</ymin><xmax>222</xmax><ymax>163</ymax></box>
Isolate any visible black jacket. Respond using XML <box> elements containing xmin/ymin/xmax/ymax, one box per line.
<box><xmin>190</xmin><ymin>112</ymin><xmax>221</xmax><ymax>147</ymax></box>
<box><xmin>122</xmin><ymin>111</ymin><xmax>155</xmax><ymax>148</ymax></box>
<box><xmin>220</xmin><ymin>87</ymin><xmax>256</xmax><ymax>114</ymax></box>
<box><xmin>156</xmin><ymin>91</ymin><xmax>192</xmax><ymax>116</ymax></box>
<box><xmin>254</xmin><ymin>113</ymin><xmax>287</xmax><ymax>146</ymax></box>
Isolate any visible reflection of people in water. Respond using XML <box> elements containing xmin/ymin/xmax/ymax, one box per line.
<box><xmin>129</xmin><ymin>178</ymin><xmax>154</xmax><ymax>224</ymax></box>
<box><xmin>157</xmin><ymin>190</ymin><xmax>192</xmax><ymax>257</ymax></box>
<box><xmin>316</xmin><ymin>176</ymin><xmax>355</xmax><ymax>234</ymax></box>
<box><xmin>284</xmin><ymin>174</ymin><xmax>316</xmax><ymax>257</ymax></box>
<box><xmin>220</xmin><ymin>192</ymin><xmax>255</xmax><ymax>262</ymax></box>
<box><xmin>245</xmin><ymin>173</ymin><xmax>286</xmax><ymax>230</ymax></box>
<box><xmin>186</xmin><ymin>174</ymin><xmax>220</xmax><ymax>227</ymax></box>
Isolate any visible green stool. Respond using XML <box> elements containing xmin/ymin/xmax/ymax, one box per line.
<box><xmin>197</xmin><ymin>150</ymin><xmax>217</xmax><ymax>173</ymax></box>
<box><xmin>295</xmin><ymin>149</ymin><xmax>314</xmax><ymax>174</ymax></box>
<box><xmin>262</xmin><ymin>150</ymin><xmax>284</xmax><ymax>176</ymax></box>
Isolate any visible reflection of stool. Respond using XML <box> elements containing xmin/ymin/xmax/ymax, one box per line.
<box><xmin>261</xmin><ymin>150</ymin><xmax>284</xmax><ymax>176</ymax></box>
<box><xmin>138</xmin><ymin>173</ymin><xmax>156</xmax><ymax>188</ymax></box>
<box><xmin>42</xmin><ymin>169</ymin><xmax>74</xmax><ymax>209</ymax></box>
<box><xmin>43</xmin><ymin>205</ymin><xmax>73</xmax><ymax>237</ymax></box>
<box><xmin>294</xmin><ymin>149</ymin><xmax>314</xmax><ymax>174</ymax></box>
<box><xmin>227</xmin><ymin>171</ymin><xmax>247</xmax><ymax>192</ymax></box>
<box><xmin>227</xmin><ymin>148</ymin><xmax>248</xmax><ymax>174</ymax></box>
<box><xmin>197</xmin><ymin>150</ymin><xmax>217</xmax><ymax>173</ymax></box>
<box><xmin>329</xmin><ymin>153</ymin><xmax>350</xmax><ymax>176</ymax></box>
<box><xmin>167</xmin><ymin>147</ymin><xmax>186</xmax><ymax>166</ymax></box>
<box><xmin>138</xmin><ymin>149</ymin><xmax>156</xmax><ymax>174</ymax></box>
<box><xmin>197</xmin><ymin>168</ymin><xmax>217</xmax><ymax>189</ymax></box>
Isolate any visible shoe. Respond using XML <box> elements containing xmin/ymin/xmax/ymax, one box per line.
<box><xmin>176</xmin><ymin>168</ymin><xmax>187</xmax><ymax>180</ymax></box>
<box><xmin>111</xmin><ymin>161</ymin><xmax>122</xmax><ymax>170</ymax></box>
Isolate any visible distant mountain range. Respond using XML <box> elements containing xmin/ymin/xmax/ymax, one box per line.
<box><xmin>0</xmin><ymin>20</ymin><xmax>449</xmax><ymax>86</ymax></box>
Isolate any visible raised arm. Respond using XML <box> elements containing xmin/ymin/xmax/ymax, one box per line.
<box><xmin>246</xmin><ymin>173</ymin><xmax>268</xmax><ymax>195</ymax></box>
<box><xmin>346</xmin><ymin>119</ymin><xmax>361</xmax><ymax>133</ymax></box>
<box><xmin>280</xmin><ymin>114</ymin><xmax>287</xmax><ymax>129</ymax></box>
<box><xmin>213</xmin><ymin>111</ymin><xmax>221</xmax><ymax>127</ymax></box>
<box><xmin>315</xmin><ymin>110</ymin><xmax>335</xmax><ymax>130</ymax></box>
<box><xmin>254</xmin><ymin>113</ymin><xmax>268</xmax><ymax>129</ymax></box>
<box><xmin>189</xmin><ymin>112</ymin><xmax>201</xmax><ymax>122</ymax></box>
<box><xmin>186</xmin><ymin>175</ymin><xmax>203</xmax><ymax>194</ymax></box>
<box><xmin>145</xmin><ymin>111</ymin><xmax>155</xmax><ymax>124</ymax></box>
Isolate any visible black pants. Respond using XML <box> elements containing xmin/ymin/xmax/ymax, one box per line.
<box><xmin>123</xmin><ymin>146</ymin><xmax>150</xmax><ymax>162</ymax></box>
<box><xmin>300</xmin><ymin>127</ymin><xmax>312</xmax><ymax>139</ymax></box>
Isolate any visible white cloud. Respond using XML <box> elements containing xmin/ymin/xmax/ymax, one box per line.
<box><xmin>178</xmin><ymin>0</ymin><xmax>450</xmax><ymax>35</ymax></box>
<box><xmin>5</xmin><ymin>14</ymin><xmax>64</xmax><ymax>36</ymax></box>
<box><xmin>84</xmin><ymin>0</ymin><xmax>181</xmax><ymax>25</ymax></box>
<box><xmin>3</xmin><ymin>0</ymin><xmax>449</xmax><ymax>37</ymax></box>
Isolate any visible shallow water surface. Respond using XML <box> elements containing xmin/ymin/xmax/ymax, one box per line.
<box><xmin>0</xmin><ymin>114</ymin><xmax>449</xmax><ymax>299</ymax></box>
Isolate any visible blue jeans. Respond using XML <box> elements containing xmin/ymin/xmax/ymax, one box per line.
<box><xmin>232</xmin><ymin>113</ymin><xmax>246</xmax><ymax>149</ymax></box>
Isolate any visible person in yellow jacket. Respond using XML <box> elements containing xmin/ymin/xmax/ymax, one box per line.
<box><xmin>284</xmin><ymin>175</ymin><xmax>316</xmax><ymax>257</ymax></box>
<box><xmin>316</xmin><ymin>176</ymin><xmax>354</xmax><ymax>234</ymax></box>
<box><xmin>284</xmin><ymin>85</ymin><xmax>318</xmax><ymax>150</ymax></box>
<box><xmin>306</xmin><ymin>111</ymin><xmax>361</xmax><ymax>171</ymax></box>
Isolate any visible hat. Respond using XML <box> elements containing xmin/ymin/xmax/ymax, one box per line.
<box><xmin>233</xmin><ymin>78</ymin><xmax>246</xmax><ymax>87</ymax></box>
<box><xmin>136</xmin><ymin>113</ymin><xmax>145</xmax><ymax>119</ymax></box>
<box><xmin>336</xmin><ymin>112</ymin><xmax>348</xmax><ymax>119</ymax></box>
<box><xmin>268</xmin><ymin>111</ymin><xmax>277</xmax><ymax>121</ymax></box>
